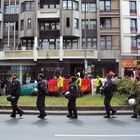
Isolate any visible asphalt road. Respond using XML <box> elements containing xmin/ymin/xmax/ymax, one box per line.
<box><xmin>0</xmin><ymin>114</ymin><xmax>140</xmax><ymax>140</ymax></box>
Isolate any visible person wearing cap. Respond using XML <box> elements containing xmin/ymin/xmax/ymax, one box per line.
<box><xmin>36</xmin><ymin>73</ymin><xmax>47</xmax><ymax>119</ymax></box>
<box><xmin>10</xmin><ymin>73</ymin><xmax>24</xmax><ymax>118</ymax></box>
<box><xmin>101</xmin><ymin>74</ymin><xmax>116</xmax><ymax>118</ymax></box>
<box><xmin>66</xmin><ymin>76</ymin><xmax>79</xmax><ymax>119</ymax></box>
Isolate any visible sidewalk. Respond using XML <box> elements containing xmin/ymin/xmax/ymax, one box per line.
<box><xmin>0</xmin><ymin>105</ymin><xmax>133</xmax><ymax>115</ymax></box>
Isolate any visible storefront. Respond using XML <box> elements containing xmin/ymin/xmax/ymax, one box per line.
<box><xmin>122</xmin><ymin>59</ymin><xmax>137</xmax><ymax>78</ymax></box>
<box><xmin>0</xmin><ymin>61</ymin><xmax>36</xmax><ymax>84</ymax></box>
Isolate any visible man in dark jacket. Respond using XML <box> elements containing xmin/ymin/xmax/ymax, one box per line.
<box><xmin>10</xmin><ymin>73</ymin><xmax>24</xmax><ymax>118</ymax></box>
<box><xmin>102</xmin><ymin>74</ymin><xmax>116</xmax><ymax>118</ymax></box>
<box><xmin>36</xmin><ymin>74</ymin><xmax>47</xmax><ymax>119</ymax></box>
<box><xmin>66</xmin><ymin>76</ymin><xmax>78</xmax><ymax>119</ymax></box>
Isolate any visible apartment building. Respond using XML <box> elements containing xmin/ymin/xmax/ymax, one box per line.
<box><xmin>0</xmin><ymin>0</ymin><xmax>121</xmax><ymax>84</ymax></box>
<box><xmin>120</xmin><ymin>0</ymin><xmax>140</xmax><ymax>77</ymax></box>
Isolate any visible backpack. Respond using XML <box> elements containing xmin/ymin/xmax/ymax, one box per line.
<box><xmin>111</xmin><ymin>81</ymin><xmax>117</xmax><ymax>92</ymax></box>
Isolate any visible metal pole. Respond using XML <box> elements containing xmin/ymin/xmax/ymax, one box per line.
<box><xmin>84</xmin><ymin>0</ymin><xmax>87</xmax><ymax>75</ymax></box>
<box><xmin>97</xmin><ymin>0</ymin><xmax>101</xmax><ymax>61</ymax></box>
<box><xmin>34</xmin><ymin>0</ymin><xmax>38</xmax><ymax>61</ymax></box>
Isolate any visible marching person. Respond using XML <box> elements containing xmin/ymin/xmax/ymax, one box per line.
<box><xmin>101</xmin><ymin>74</ymin><xmax>116</xmax><ymax>118</ymax></box>
<box><xmin>76</xmin><ymin>72</ymin><xmax>82</xmax><ymax>96</ymax></box>
<box><xmin>129</xmin><ymin>77</ymin><xmax>140</xmax><ymax>118</ymax></box>
<box><xmin>66</xmin><ymin>76</ymin><xmax>79</xmax><ymax>119</ymax></box>
<box><xmin>10</xmin><ymin>73</ymin><xmax>24</xmax><ymax>118</ymax></box>
<box><xmin>36</xmin><ymin>73</ymin><xmax>47</xmax><ymax>119</ymax></box>
<box><xmin>95</xmin><ymin>75</ymin><xmax>102</xmax><ymax>94</ymax></box>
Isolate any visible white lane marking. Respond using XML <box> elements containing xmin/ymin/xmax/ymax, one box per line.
<box><xmin>55</xmin><ymin>134</ymin><xmax>140</xmax><ymax>137</ymax></box>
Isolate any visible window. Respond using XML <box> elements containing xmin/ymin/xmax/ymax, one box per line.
<box><xmin>82</xmin><ymin>38</ymin><xmax>97</xmax><ymax>49</ymax></box>
<box><xmin>87</xmin><ymin>38</ymin><xmax>92</xmax><ymax>48</ymax></box>
<box><xmin>90</xmin><ymin>19</ymin><xmax>96</xmax><ymax>30</ymax></box>
<box><xmin>63</xmin><ymin>1</ymin><xmax>67</xmax><ymax>9</ymax></box>
<box><xmin>100</xmin><ymin>36</ymin><xmax>112</xmax><ymax>50</ymax></box>
<box><xmin>100</xmin><ymin>18</ymin><xmax>111</xmax><ymax>29</ymax></box>
<box><xmin>73</xmin><ymin>1</ymin><xmax>78</xmax><ymax>10</ymax></box>
<box><xmin>130</xmin><ymin>19</ymin><xmax>137</xmax><ymax>32</ymax></box>
<box><xmin>27</xmin><ymin>18</ymin><xmax>31</xmax><ymax>29</ymax></box>
<box><xmin>20</xmin><ymin>20</ymin><xmax>24</xmax><ymax>30</ymax></box>
<box><xmin>40</xmin><ymin>21</ymin><xmax>60</xmax><ymax>31</ymax></box>
<box><xmin>130</xmin><ymin>1</ymin><xmax>136</xmax><ymax>14</ymax></box>
<box><xmin>81</xmin><ymin>19</ymin><xmax>88</xmax><ymax>29</ymax></box>
<box><xmin>74</xmin><ymin>18</ymin><xmax>79</xmax><ymax>29</ymax></box>
<box><xmin>131</xmin><ymin>37</ymin><xmax>137</xmax><ymax>48</ymax></box>
<box><xmin>100</xmin><ymin>0</ymin><xmax>111</xmax><ymax>12</ymax></box>
<box><xmin>21</xmin><ymin>1</ymin><xmax>35</xmax><ymax>12</ymax></box>
<box><xmin>63</xmin><ymin>0</ymin><xmax>79</xmax><ymax>10</ymax></box>
<box><xmin>63</xmin><ymin>39</ymin><xmax>78</xmax><ymax>49</ymax></box>
<box><xmin>81</xmin><ymin>3</ymin><xmax>88</xmax><ymax>12</ymax></box>
<box><xmin>89</xmin><ymin>3</ymin><xmax>96</xmax><ymax>12</ymax></box>
<box><xmin>49</xmin><ymin>39</ymin><xmax>55</xmax><ymax>49</ymax></box>
<box><xmin>131</xmin><ymin>36</ymin><xmax>138</xmax><ymax>53</ymax></box>
<box><xmin>66</xmin><ymin>18</ymin><xmax>70</xmax><ymax>27</ymax></box>
<box><xmin>105</xmin><ymin>1</ymin><xmax>111</xmax><ymax>12</ymax></box>
<box><xmin>45</xmin><ymin>23</ymin><xmax>49</xmax><ymax>30</ymax></box>
<box><xmin>4</xmin><ymin>2</ymin><xmax>19</xmax><ymax>14</ymax></box>
<box><xmin>68</xmin><ymin>0</ymin><xmax>72</xmax><ymax>9</ymax></box>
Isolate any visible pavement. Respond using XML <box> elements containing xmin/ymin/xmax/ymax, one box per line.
<box><xmin>0</xmin><ymin>105</ymin><xmax>133</xmax><ymax>115</ymax></box>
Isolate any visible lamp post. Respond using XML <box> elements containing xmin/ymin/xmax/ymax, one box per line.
<box><xmin>84</xmin><ymin>0</ymin><xmax>87</xmax><ymax>75</ymax></box>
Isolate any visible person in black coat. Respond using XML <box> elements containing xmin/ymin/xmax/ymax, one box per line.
<box><xmin>66</xmin><ymin>76</ymin><xmax>78</xmax><ymax>119</ymax></box>
<box><xmin>36</xmin><ymin>74</ymin><xmax>47</xmax><ymax>119</ymax></box>
<box><xmin>10</xmin><ymin>73</ymin><xmax>24</xmax><ymax>118</ymax></box>
<box><xmin>101</xmin><ymin>74</ymin><xmax>116</xmax><ymax>118</ymax></box>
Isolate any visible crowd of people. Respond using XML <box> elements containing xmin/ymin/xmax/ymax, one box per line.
<box><xmin>1</xmin><ymin>71</ymin><xmax>140</xmax><ymax>119</ymax></box>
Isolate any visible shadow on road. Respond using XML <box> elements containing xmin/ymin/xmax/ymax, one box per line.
<box><xmin>5</xmin><ymin>118</ymin><xmax>20</xmax><ymax>126</ymax></box>
<box><xmin>107</xmin><ymin>116</ymin><xmax>129</xmax><ymax>127</ymax></box>
<box><xmin>31</xmin><ymin>119</ymin><xmax>49</xmax><ymax>127</ymax></box>
<box><xmin>67</xmin><ymin>118</ymin><xmax>84</xmax><ymax>127</ymax></box>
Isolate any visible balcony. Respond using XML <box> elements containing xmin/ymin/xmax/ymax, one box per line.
<box><xmin>100</xmin><ymin>9</ymin><xmax>120</xmax><ymax>17</ymax></box>
<box><xmin>4</xmin><ymin>50</ymin><xmax>33</xmax><ymax>59</ymax></box>
<box><xmin>63</xmin><ymin>49</ymin><xmax>97</xmax><ymax>59</ymax></box>
<box><xmin>100</xmin><ymin>50</ymin><xmax>120</xmax><ymax>59</ymax></box>
<box><xmin>37</xmin><ymin>8</ymin><xmax>60</xmax><ymax>19</ymax></box>
<box><xmin>1</xmin><ymin>49</ymin><xmax>98</xmax><ymax>60</ymax></box>
<box><xmin>100</xmin><ymin>27</ymin><xmax>120</xmax><ymax>35</ymax></box>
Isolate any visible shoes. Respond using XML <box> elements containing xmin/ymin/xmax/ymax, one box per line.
<box><xmin>71</xmin><ymin>116</ymin><xmax>78</xmax><ymax>119</ymax></box>
<box><xmin>67</xmin><ymin>115</ymin><xmax>72</xmax><ymax>118</ymax></box>
<box><xmin>19</xmin><ymin>111</ymin><xmax>24</xmax><ymax>117</ymax></box>
<box><xmin>10</xmin><ymin>114</ymin><xmax>16</xmax><ymax>118</ymax></box>
<box><xmin>112</xmin><ymin>110</ymin><xmax>117</xmax><ymax>115</ymax></box>
<box><xmin>38</xmin><ymin>113</ymin><xmax>47</xmax><ymax>119</ymax></box>
<box><xmin>131</xmin><ymin>115</ymin><xmax>137</xmax><ymax>118</ymax></box>
<box><xmin>103</xmin><ymin>115</ymin><xmax>110</xmax><ymax>118</ymax></box>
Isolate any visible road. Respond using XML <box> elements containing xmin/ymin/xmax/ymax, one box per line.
<box><xmin>0</xmin><ymin>114</ymin><xmax>140</xmax><ymax>140</ymax></box>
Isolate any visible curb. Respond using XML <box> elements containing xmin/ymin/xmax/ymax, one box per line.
<box><xmin>0</xmin><ymin>105</ymin><xmax>133</xmax><ymax>115</ymax></box>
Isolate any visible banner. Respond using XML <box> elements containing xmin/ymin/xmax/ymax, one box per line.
<box><xmin>80</xmin><ymin>79</ymin><xmax>91</xmax><ymax>93</ymax></box>
<box><xmin>48</xmin><ymin>80</ymin><xmax>58</xmax><ymax>93</ymax></box>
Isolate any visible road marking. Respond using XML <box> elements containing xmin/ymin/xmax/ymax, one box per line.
<box><xmin>55</xmin><ymin>134</ymin><xmax>140</xmax><ymax>137</ymax></box>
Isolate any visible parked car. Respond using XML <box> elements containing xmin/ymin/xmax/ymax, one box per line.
<box><xmin>20</xmin><ymin>83</ymin><xmax>37</xmax><ymax>96</ymax></box>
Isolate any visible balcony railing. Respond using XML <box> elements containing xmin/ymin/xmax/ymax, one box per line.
<box><xmin>100</xmin><ymin>27</ymin><xmax>120</xmax><ymax>35</ymax></box>
<box><xmin>37</xmin><ymin>8</ymin><xmax>60</xmax><ymax>19</ymax></box>
<box><xmin>100</xmin><ymin>9</ymin><xmax>120</xmax><ymax>17</ymax></box>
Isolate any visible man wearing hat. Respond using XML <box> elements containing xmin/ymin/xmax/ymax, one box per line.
<box><xmin>36</xmin><ymin>73</ymin><xmax>47</xmax><ymax>119</ymax></box>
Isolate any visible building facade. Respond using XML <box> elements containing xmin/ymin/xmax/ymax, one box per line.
<box><xmin>0</xmin><ymin>0</ymin><xmax>122</xmax><ymax>84</ymax></box>
<box><xmin>120</xmin><ymin>0</ymin><xmax>140</xmax><ymax>77</ymax></box>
